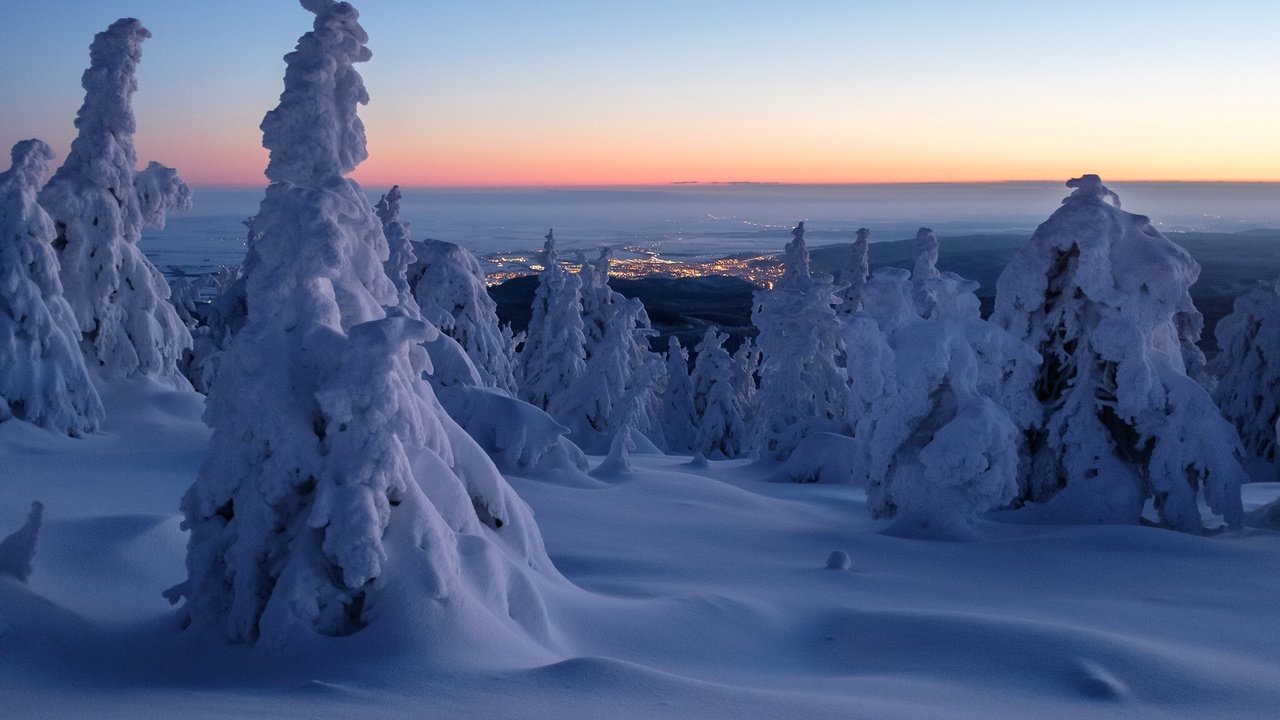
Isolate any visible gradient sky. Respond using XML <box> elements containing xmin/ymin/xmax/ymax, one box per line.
<box><xmin>2</xmin><ymin>1</ymin><xmax>1278</xmax><ymax>186</ymax></box>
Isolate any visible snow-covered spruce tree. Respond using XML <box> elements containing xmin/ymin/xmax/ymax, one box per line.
<box><xmin>731</xmin><ymin>336</ymin><xmax>760</xmax><ymax>422</ymax></box>
<box><xmin>578</xmin><ymin>247</ymin><xmax>614</xmax><ymax>357</ymax></box>
<box><xmin>993</xmin><ymin>175</ymin><xmax>1245</xmax><ymax>531</ymax></box>
<box><xmin>407</xmin><ymin>235</ymin><xmax>520</xmax><ymax>395</ymax></box>
<box><xmin>1212</xmin><ymin>276</ymin><xmax>1280</xmax><ymax>468</ymax></box>
<box><xmin>856</xmin><ymin>272</ymin><xmax>1040</xmax><ymax>537</ymax></box>
<box><xmin>660</xmin><ymin>336</ymin><xmax>698</xmax><ymax>453</ymax></box>
<box><xmin>171</xmin><ymin>0</ymin><xmax>553</xmax><ymax>646</ymax></box>
<box><xmin>911</xmin><ymin>227</ymin><xmax>941</xmax><ymax>317</ymax></box>
<box><xmin>374</xmin><ymin>185</ymin><xmax>419</xmax><ymax>315</ymax></box>
<box><xmin>517</xmin><ymin>230</ymin><xmax>587</xmax><ymax>412</ymax></box>
<box><xmin>0</xmin><ymin>140</ymin><xmax>103</xmax><ymax>436</ymax></box>
<box><xmin>691</xmin><ymin>327</ymin><xmax>748</xmax><ymax>459</ymax></box>
<box><xmin>837</xmin><ymin>227</ymin><xmax>871</xmax><ymax>316</ymax></box>
<box><xmin>38</xmin><ymin>19</ymin><xmax>192</xmax><ymax>388</ymax></box>
<box><xmin>751</xmin><ymin>222</ymin><xmax>849</xmax><ymax>460</ymax></box>
<box><xmin>556</xmin><ymin>295</ymin><xmax>664</xmax><ymax>453</ymax></box>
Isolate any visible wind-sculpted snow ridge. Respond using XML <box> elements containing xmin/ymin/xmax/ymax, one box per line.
<box><xmin>994</xmin><ymin>175</ymin><xmax>1245</xmax><ymax>532</ymax></box>
<box><xmin>0</xmin><ymin>502</ymin><xmax>42</xmax><ymax>584</ymax></box>
<box><xmin>408</xmin><ymin>235</ymin><xmax>520</xmax><ymax>395</ymax></box>
<box><xmin>0</xmin><ymin>140</ymin><xmax>104</xmax><ymax>436</ymax></box>
<box><xmin>171</xmin><ymin>0</ymin><xmax>558</xmax><ymax>648</ymax></box>
<box><xmin>751</xmin><ymin>222</ymin><xmax>848</xmax><ymax>460</ymax></box>
<box><xmin>1212</xmin><ymin>276</ymin><xmax>1280</xmax><ymax>472</ymax></box>
<box><xmin>37</xmin><ymin>19</ymin><xmax>192</xmax><ymax>389</ymax></box>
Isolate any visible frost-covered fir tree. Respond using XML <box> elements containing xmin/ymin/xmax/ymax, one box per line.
<box><xmin>691</xmin><ymin>327</ymin><xmax>748</xmax><ymax>459</ymax></box>
<box><xmin>911</xmin><ymin>227</ymin><xmax>941</xmax><ymax>317</ymax></box>
<box><xmin>1212</xmin><ymin>276</ymin><xmax>1280</xmax><ymax>468</ymax></box>
<box><xmin>518</xmin><ymin>230</ymin><xmax>587</xmax><ymax>412</ymax></box>
<box><xmin>171</xmin><ymin>0</ymin><xmax>553</xmax><ymax>646</ymax></box>
<box><xmin>0</xmin><ymin>140</ymin><xmax>103</xmax><ymax>436</ymax></box>
<box><xmin>578</xmin><ymin>247</ymin><xmax>614</xmax><ymax>357</ymax></box>
<box><xmin>407</xmin><ymin>236</ymin><xmax>519</xmax><ymax>395</ymax></box>
<box><xmin>993</xmin><ymin>175</ymin><xmax>1245</xmax><ymax>531</ymax></box>
<box><xmin>855</xmin><ymin>271</ymin><xmax>1039</xmax><ymax>537</ymax></box>
<box><xmin>731</xmin><ymin>337</ymin><xmax>760</xmax><ymax>422</ymax></box>
<box><xmin>660</xmin><ymin>336</ymin><xmax>698</xmax><ymax>453</ymax></box>
<box><xmin>374</xmin><ymin>185</ymin><xmax>418</xmax><ymax>315</ymax></box>
<box><xmin>38</xmin><ymin>19</ymin><xmax>192</xmax><ymax>388</ymax></box>
<box><xmin>751</xmin><ymin>222</ymin><xmax>849</xmax><ymax>460</ymax></box>
<box><xmin>837</xmin><ymin>228</ymin><xmax>871</xmax><ymax>315</ymax></box>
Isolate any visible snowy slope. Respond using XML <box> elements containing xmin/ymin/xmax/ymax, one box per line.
<box><xmin>3</xmin><ymin>385</ymin><xmax>1280</xmax><ymax>719</ymax></box>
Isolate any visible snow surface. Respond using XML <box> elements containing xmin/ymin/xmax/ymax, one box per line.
<box><xmin>4</xmin><ymin>381</ymin><xmax>1280</xmax><ymax>718</ymax></box>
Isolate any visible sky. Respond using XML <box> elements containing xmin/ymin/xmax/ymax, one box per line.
<box><xmin>1</xmin><ymin>0</ymin><xmax>1278</xmax><ymax>187</ymax></box>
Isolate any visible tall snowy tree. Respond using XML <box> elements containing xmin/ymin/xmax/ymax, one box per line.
<box><xmin>0</xmin><ymin>140</ymin><xmax>104</xmax><ymax>436</ymax></box>
<box><xmin>691</xmin><ymin>327</ymin><xmax>748</xmax><ymax>459</ymax></box>
<box><xmin>407</xmin><ymin>236</ymin><xmax>520</xmax><ymax>395</ymax></box>
<box><xmin>993</xmin><ymin>175</ymin><xmax>1245</xmax><ymax>531</ymax></box>
<box><xmin>578</xmin><ymin>247</ymin><xmax>614</xmax><ymax>357</ymax></box>
<box><xmin>855</xmin><ymin>271</ymin><xmax>1039</xmax><ymax>537</ymax></box>
<box><xmin>38</xmin><ymin>18</ymin><xmax>192</xmax><ymax>388</ymax></box>
<box><xmin>1212</xmin><ymin>276</ymin><xmax>1280</xmax><ymax>469</ymax></box>
<box><xmin>517</xmin><ymin>230</ymin><xmax>587</xmax><ymax>413</ymax></box>
<box><xmin>170</xmin><ymin>0</ymin><xmax>553</xmax><ymax>646</ymax></box>
<box><xmin>837</xmin><ymin>227</ymin><xmax>871</xmax><ymax>316</ymax></box>
<box><xmin>374</xmin><ymin>185</ymin><xmax>419</xmax><ymax>315</ymax></box>
<box><xmin>660</xmin><ymin>336</ymin><xmax>698</xmax><ymax>454</ymax></box>
<box><xmin>731</xmin><ymin>337</ymin><xmax>760</xmax><ymax>422</ymax></box>
<box><xmin>750</xmin><ymin>222</ymin><xmax>849</xmax><ymax>460</ymax></box>
<box><xmin>911</xmin><ymin>227</ymin><xmax>941</xmax><ymax>317</ymax></box>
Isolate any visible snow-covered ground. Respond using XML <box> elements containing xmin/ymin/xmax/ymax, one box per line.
<box><xmin>4</xmin><ymin>379</ymin><xmax>1280</xmax><ymax>719</ymax></box>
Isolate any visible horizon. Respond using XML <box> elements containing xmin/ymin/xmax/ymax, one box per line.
<box><xmin>3</xmin><ymin>1</ymin><xmax>1278</xmax><ymax>187</ymax></box>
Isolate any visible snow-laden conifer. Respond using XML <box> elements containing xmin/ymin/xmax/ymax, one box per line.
<box><xmin>408</xmin><ymin>236</ymin><xmax>519</xmax><ymax>395</ymax></box>
<box><xmin>837</xmin><ymin>228</ymin><xmax>871</xmax><ymax>315</ymax></box>
<box><xmin>1212</xmin><ymin>276</ymin><xmax>1280</xmax><ymax>468</ymax></box>
<box><xmin>578</xmin><ymin>247</ymin><xmax>613</xmax><ymax>357</ymax></box>
<box><xmin>993</xmin><ymin>175</ymin><xmax>1245</xmax><ymax>531</ymax></box>
<box><xmin>730</xmin><ymin>337</ymin><xmax>760</xmax><ymax>423</ymax></box>
<box><xmin>517</xmin><ymin>230</ymin><xmax>587</xmax><ymax>412</ymax></box>
<box><xmin>374</xmin><ymin>185</ymin><xmax>419</xmax><ymax>315</ymax></box>
<box><xmin>0</xmin><ymin>140</ymin><xmax>103</xmax><ymax>436</ymax></box>
<box><xmin>38</xmin><ymin>19</ymin><xmax>191</xmax><ymax>388</ymax></box>
<box><xmin>751</xmin><ymin>222</ymin><xmax>849</xmax><ymax>460</ymax></box>
<box><xmin>856</xmin><ymin>272</ymin><xmax>1039</xmax><ymax>536</ymax></box>
<box><xmin>660</xmin><ymin>336</ymin><xmax>698</xmax><ymax>454</ymax></box>
<box><xmin>911</xmin><ymin>227</ymin><xmax>941</xmax><ymax>317</ymax></box>
<box><xmin>691</xmin><ymin>327</ymin><xmax>748</xmax><ymax>459</ymax></box>
<box><xmin>171</xmin><ymin>0</ymin><xmax>553</xmax><ymax>645</ymax></box>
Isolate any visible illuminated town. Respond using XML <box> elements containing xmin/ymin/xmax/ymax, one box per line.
<box><xmin>481</xmin><ymin>247</ymin><xmax>785</xmax><ymax>288</ymax></box>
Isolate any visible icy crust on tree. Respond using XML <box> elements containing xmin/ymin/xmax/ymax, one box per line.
<box><xmin>853</xmin><ymin>270</ymin><xmax>1039</xmax><ymax>537</ymax></box>
<box><xmin>172</xmin><ymin>0</ymin><xmax>555</xmax><ymax>646</ymax></box>
<box><xmin>691</xmin><ymin>327</ymin><xmax>748</xmax><ymax>459</ymax></box>
<box><xmin>659</xmin><ymin>336</ymin><xmax>698</xmax><ymax>453</ymax></box>
<box><xmin>1212</xmin><ymin>278</ymin><xmax>1280</xmax><ymax>469</ymax></box>
<box><xmin>993</xmin><ymin>175</ymin><xmax>1245</xmax><ymax>531</ymax></box>
<box><xmin>37</xmin><ymin>18</ymin><xmax>191</xmax><ymax>389</ymax></box>
<box><xmin>0</xmin><ymin>141</ymin><xmax>104</xmax><ymax>436</ymax></box>
<box><xmin>837</xmin><ymin>228</ymin><xmax>870</xmax><ymax>315</ymax></box>
<box><xmin>408</xmin><ymin>237</ymin><xmax>519</xmax><ymax>395</ymax></box>
<box><xmin>517</xmin><ymin>231</ymin><xmax>587</xmax><ymax>413</ymax></box>
<box><xmin>751</xmin><ymin>223</ymin><xmax>849</xmax><ymax>460</ymax></box>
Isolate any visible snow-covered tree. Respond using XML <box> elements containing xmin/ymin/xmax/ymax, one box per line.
<box><xmin>837</xmin><ymin>227</ymin><xmax>870</xmax><ymax>316</ymax></box>
<box><xmin>993</xmin><ymin>175</ymin><xmax>1245</xmax><ymax>531</ymax></box>
<box><xmin>855</xmin><ymin>272</ymin><xmax>1039</xmax><ymax>536</ymax></box>
<box><xmin>170</xmin><ymin>0</ymin><xmax>553</xmax><ymax>645</ymax></box>
<box><xmin>38</xmin><ymin>18</ymin><xmax>192</xmax><ymax>388</ymax></box>
<box><xmin>0</xmin><ymin>140</ymin><xmax>104</xmax><ymax>436</ymax></box>
<box><xmin>517</xmin><ymin>230</ymin><xmax>587</xmax><ymax>412</ymax></box>
<box><xmin>911</xmin><ymin>227</ymin><xmax>941</xmax><ymax>317</ymax></box>
<box><xmin>691</xmin><ymin>327</ymin><xmax>748</xmax><ymax>459</ymax></box>
<box><xmin>1212</xmin><ymin>276</ymin><xmax>1280</xmax><ymax>468</ymax></box>
<box><xmin>408</xmin><ymin>237</ymin><xmax>519</xmax><ymax>395</ymax></box>
<box><xmin>374</xmin><ymin>185</ymin><xmax>419</xmax><ymax>315</ymax></box>
<box><xmin>731</xmin><ymin>337</ymin><xmax>760</xmax><ymax>422</ymax></box>
<box><xmin>751</xmin><ymin>222</ymin><xmax>849</xmax><ymax>460</ymax></box>
<box><xmin>660</xmin><ymin>336</ymin><xmax>698</xmax><ymax>453</ymax></box>
<box><xmin>578</xmin><ymin>247</ymin><xmax>613</xmax><ymax>357</ymax></box>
